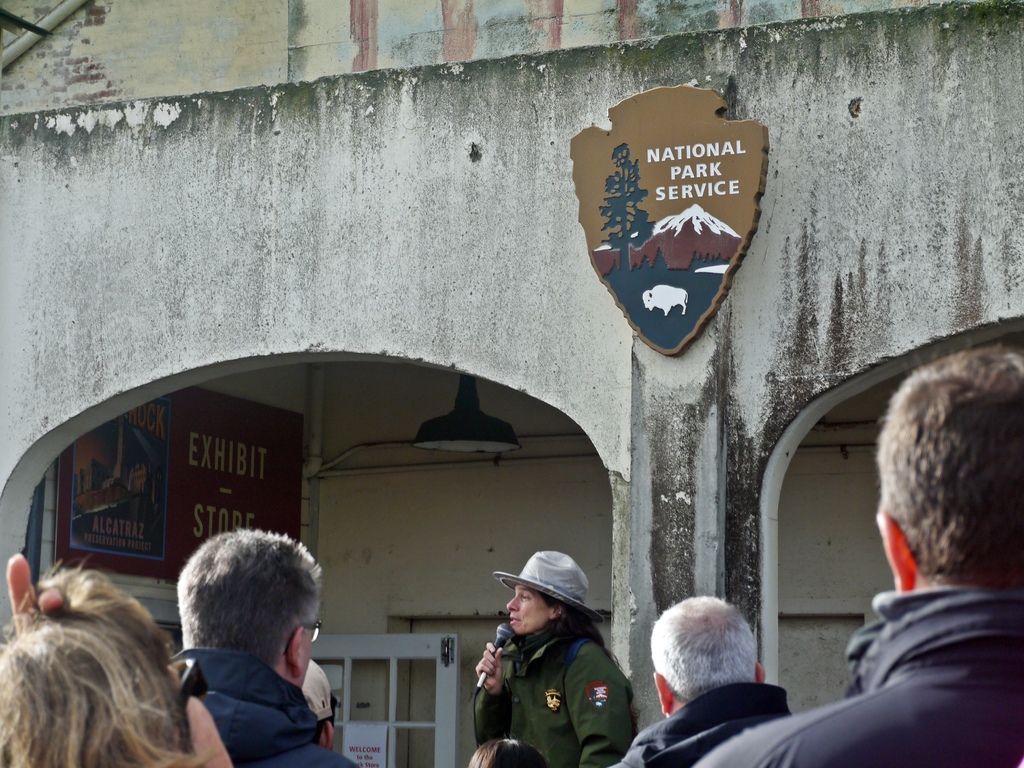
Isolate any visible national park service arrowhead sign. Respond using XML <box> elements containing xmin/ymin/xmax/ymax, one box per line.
<box><xmin>571</xmin><ymin>86</ymin><xmax>769</xmax><ymax>356</ymax></box>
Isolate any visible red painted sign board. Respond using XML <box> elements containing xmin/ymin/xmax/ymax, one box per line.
<box><xmin>56</xmin><ymin>387</ymin><xmax>303</xmax><ymax>580</ymax></box>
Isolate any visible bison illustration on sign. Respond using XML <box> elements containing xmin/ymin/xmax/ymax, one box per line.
<box><xmin>571</xmin><ymin>86</ymin><xmax>769</xmax><ymax>356</ymax></box>
<box><xmin>643</xmin><ymin>285</ymin><xmax>688</xmax><ymax>316</ymax></box>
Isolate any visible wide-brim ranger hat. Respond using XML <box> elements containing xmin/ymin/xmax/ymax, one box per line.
<box><xmin>494</xmin><ymin>551</ymin><xmax>603</xmax><ymax>623</ymax></box>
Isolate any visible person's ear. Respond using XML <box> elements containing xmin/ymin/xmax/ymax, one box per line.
<box><xmin>754</xmin><ymin>662</ymin><xmax>765</xmax><ymax>684</ymax></box>
<box><xmin>877</xmin><ymin>510</ymin><xmax>919</xmax><ymax>592</ymax></box>
<box><xmin>320</xmin><ymin>720</ymin><xmax>335</xmax><ymax>750</ymax></box>
<box><xmin>653</xmin><ymin>672</ymin><xmax>677</xmax><ymax>717</ymax></box>
<box><xmin>281</xmin><ymin>626</ymin><xmax>306</xmax><ymax>684</ymax></box>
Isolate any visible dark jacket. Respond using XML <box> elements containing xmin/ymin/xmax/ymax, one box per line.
<box><xmin>178</xmin><ymin>648</ymin><xmax>356</xmax><ymax>768</ymax></box>
<box><xmin>475</xmin><ymin>632</ymin><xmax>635</xmax><ymax>768</ymax></box>
<box><xmin>611</xmin><ymin>683</ymin><xmax>789</xmax><ymax>768</ymax></box>
<box><xmin>693</xmin><ymin>588</ymin><xmax>1024</xmax><ymax>768</ymax></box>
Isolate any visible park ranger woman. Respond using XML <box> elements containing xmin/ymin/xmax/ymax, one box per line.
<box><xmin>474</xmin><ymin>551</ymin><xmax>634</xmax><ymax>768</ymax></box>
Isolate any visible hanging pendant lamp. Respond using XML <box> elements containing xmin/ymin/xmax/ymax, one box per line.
<box><xmin>413</xmin><ymin>374</ymin><xmax>521</xmax><ymax>453</ymax></box>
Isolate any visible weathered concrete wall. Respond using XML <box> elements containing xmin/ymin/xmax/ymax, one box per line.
<box><xmin>4</xmin><ymin>0</ymin><xmax>983</xmax><ymax>113</ymax></box>
<box><xmin>725</xmin><ymin>0</ymin><xmax>1024</xmax><ymax>635</ymax></box>
<box><xmin>0</xmin><ymin>47</ymin><xmax>638</xmax><ymax>588</ymax></box>
<box><xmin>5</xmin><ymin>0</ymin><xmax>1024</xmax><ymax>724</ymax></box>
<box><xmin>623</xmin><ymin>2</ymin><xmax>1024</xmax><ymax>710</ymax></box>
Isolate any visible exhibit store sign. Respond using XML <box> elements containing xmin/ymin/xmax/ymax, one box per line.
<box><xmin>571</xmin><ymin>86</ymin><xmax>769</xmax><ymax>355</ymax></box>
<box><xmin>57</xmin><ymin>388</ymin><xmax>302</xmax><ymax>579</ymax></box>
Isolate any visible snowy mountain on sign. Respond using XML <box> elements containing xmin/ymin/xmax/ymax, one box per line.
<box><xmin>591</xmin><ymin>203</ymin><xmax>742</xmax><ymax>275</ymax></box>
<box><xmin>653</xmin><ymin>204</ymin><xmax>741</xmax><ymax>238</ymax></box>
<box><xmin>630</xmin><ymin>204</ymin><xmax>741</xmax><ymax>272</ymax></box>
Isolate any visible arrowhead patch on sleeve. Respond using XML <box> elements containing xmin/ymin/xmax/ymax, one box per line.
<box><xmin>586</xmin><ymin>681</ymin><xmax>609</xmax><ymax>708</ymax></box>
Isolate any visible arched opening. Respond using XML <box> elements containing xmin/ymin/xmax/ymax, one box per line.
<box><xmin>6</xmin><ymin>355</ymin><xmax>617</xmax><ymax>767</ymax></box>
<box><xmin>761</xmin><ymin>327</ymin><xmax>1024</xmax><ymax>709</ymax></box>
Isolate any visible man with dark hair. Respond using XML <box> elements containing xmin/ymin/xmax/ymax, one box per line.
<box><xmin>177</xmin><ymin>529</ymin><xmax>355</xmax><ymax>767</ymax></box>
<box><xmin>695</xmin><ymin>345</ymin><xmax>1024</xmax><ymax>768</ymax></box>
<box><xmin>611</xmin><ymin>597</ymin><xmax>789</xmax><ymax>768</ymax></box>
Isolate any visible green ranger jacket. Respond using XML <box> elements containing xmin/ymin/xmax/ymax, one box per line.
<box><xmin>475</xmin><ymin>632</ymin><xmax>634</xmax><ymax>768</ymax></box>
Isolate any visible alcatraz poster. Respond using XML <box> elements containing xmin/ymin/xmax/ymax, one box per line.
<box><xmin>64</xmin><ymin>398</ymin><xmax>171</xmax><ymax>561</ymax></box>
<box><xmin>57</xmin><ymin>388</ymin><xmax>302</xmax><ymax>579</ymax></box>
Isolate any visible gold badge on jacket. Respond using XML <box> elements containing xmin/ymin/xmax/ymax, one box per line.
<box><xmin>545</xmin><ymin>689</ymin><xmax>562</xmax><ymax>712</ymax></box>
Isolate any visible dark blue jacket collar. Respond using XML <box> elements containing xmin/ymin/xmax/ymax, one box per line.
<box><xmin>849</xmin><ymin>587</ymin><xmax>1024</xmax><ymax>695</ymax></box>
<box><xmin>616</xmin><ymin>683</ymin><xmax>790</xmax><ymax>768</ymax></box>
<box><xmin>176</xmin><ymin>647</ymin><xmax>317</xmax><ymax>764</ymax></box>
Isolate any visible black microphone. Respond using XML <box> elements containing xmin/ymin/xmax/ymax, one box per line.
<box><xmin>475</xmin><ymin>623</ymin><xmax>514</xmax><ymax>692</ymax></box>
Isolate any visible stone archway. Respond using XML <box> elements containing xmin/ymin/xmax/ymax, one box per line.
<box><xmin>759</xmin><ymin>327</ymin><xmax>1024</xmax><ymax>702</ymax></box>
<box><xmin>1</xmin><ymin>354</ymin><xmax>625</xmax><ymax>766</ymax></box>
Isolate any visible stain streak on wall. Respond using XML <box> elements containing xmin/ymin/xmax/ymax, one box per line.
<box><xmin>719</xmin><ymin>0</ymin><xmax>742</xmax><ymax>30</ymax></box>
<box><xmin>528</xmin><ymin>0</ymin><xmax>564</xmax><ymax>50</ymax></box>
<box><xmin>351</xmin><ymin>0</ymin><xmax>378</xmax><ymax>72</ymax></box>
<box><xmin>442</xmin><ymin>0</ymin><xmax>478</xmax><ymax>61</ymax></box>
<box><xmin>617</xmin><ymin>0</ymin><xmax>642</xmax><ymax>40</ymax></box>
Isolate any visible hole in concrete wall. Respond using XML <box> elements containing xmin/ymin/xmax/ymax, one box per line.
<box><xmin>468</xmin><ymin>142</ymin><xmax>482</xmax><ymax>162</ymax></box>
<box><xmin>848</xmin><ymin>97</ymin><xmax>862</xmax><ymax>118</ymax></box>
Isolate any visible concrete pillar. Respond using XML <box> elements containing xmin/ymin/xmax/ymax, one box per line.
<box><xmin>624</xmin><ymin>323</ymin><xmax>731</xmax><ymax>724</ymax></box>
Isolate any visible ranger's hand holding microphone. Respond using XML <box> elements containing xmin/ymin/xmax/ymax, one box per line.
<box><xmin>474</xmin><ymin>623</ymin><xmax>514</xmax><ymax>695</ymax></box>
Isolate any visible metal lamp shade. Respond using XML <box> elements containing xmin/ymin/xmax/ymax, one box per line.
<box><xmin>413</xmin><ymin>375</ymin><xmax>521</xmax><ymax>453</ymax></box>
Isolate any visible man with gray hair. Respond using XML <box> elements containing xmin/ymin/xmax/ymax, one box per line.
<box><xmin>177</xmin><ymin>529</ymin><xmax>355</xmax><ymax>768</ymax></box>
<box><xmin>611</xmin><ymin>597</ymin><xmax>789</xmax><ymax>768</ymax></box>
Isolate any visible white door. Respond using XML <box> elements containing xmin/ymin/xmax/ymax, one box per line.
<box><xmin>315</xmin><ymin>633</ymin><xmax>460</xmax><ymax>768</ymax></box>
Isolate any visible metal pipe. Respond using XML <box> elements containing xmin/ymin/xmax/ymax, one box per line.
<box><xmin>319</xmin><ymin>433</ymin><xmax>591</xmax><ymax>473</ymax></box>
<box><xmin>303</xmin><ymin>364</ymin><xmax>326</xmax><ymax>478</ymax></box>
<box><xmin>41</xmin><ymin>461</ymin><xmax>58</xmax><ymax>574</ymax></box>
<box><xmin>2</xmin><ymin>0</ymin><xmax>89</xmax><ymax>70</ymax></box>
<box><xmin>318</xmin><ymin>453</ymin><xmax>599</xmax><ymax>479</ymax></box>
<box><xmin>305</xmin><ymin>364</ymin><xmax>326</xmax><ymax>557</ymax></box>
